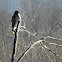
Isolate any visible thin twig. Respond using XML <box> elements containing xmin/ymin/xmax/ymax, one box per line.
<box><xmin>40</xmin><ymin>42</ymin><xmax>62</xmax><ymax>60</ymax></box>
<box><xmin>42</xmin><ymin>47</ymin><xmax>53</xmax><ymax>62</ymax></box>
<box><xmin>42</xmin><ymin>40</ymin><xmax>62</xmax><ymax>47</ymax></box>
<box><xmin>20</xmin><ymin>29</ymin><xmax>40</xmax><ymax>40</ymax></box>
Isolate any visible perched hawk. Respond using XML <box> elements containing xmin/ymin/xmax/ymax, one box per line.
<box><xmin>11</xmin><ymin>11</ymin><xmax>21</xmax><ymax>34</ymax></box>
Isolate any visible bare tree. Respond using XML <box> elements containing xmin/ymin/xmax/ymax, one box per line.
<box><xmin>0</xmin><ymin>0</ymin><xmax>62</xmax><ymax>62</ymax></box>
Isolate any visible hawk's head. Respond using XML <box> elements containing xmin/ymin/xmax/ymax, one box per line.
<box><xmin>14</xmin><ymin>11</ymin><xmax>20</xmax><ymax>15</ymax></box>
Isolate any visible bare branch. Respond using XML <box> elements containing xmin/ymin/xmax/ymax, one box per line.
<box><xmin>40</xmin><ymin>42</ymin><xmax>62</xmax><ymax>60</ymax></box>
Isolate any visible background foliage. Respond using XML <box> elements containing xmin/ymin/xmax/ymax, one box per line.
<box><xmin>0</xmin><ymin>0</ymin><xmax>62</xmax><ymax>62</ymax></box>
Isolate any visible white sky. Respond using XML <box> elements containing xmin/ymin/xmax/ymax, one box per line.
<box><xmin>0</xmin><ymin>0</ymin><xmax>62</xmax><ymax>12</ymax></box>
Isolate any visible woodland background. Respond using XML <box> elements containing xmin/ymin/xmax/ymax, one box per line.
<box><xmin>0</xmin><ymin>0</ymin><xmax>62</xmax><ymax>62</ymax></box>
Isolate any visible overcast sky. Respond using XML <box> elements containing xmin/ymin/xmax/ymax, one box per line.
<box><xmin>0</xmin><ymin>0</ymin><xmax>62</xmax><ymax>12</ymax></box>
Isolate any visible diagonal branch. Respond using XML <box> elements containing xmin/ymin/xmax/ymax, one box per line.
<box><xmin>17</xmin><ymin>40</ymin><xmax>43</xmax><ymax>62</ymax></box>
<box><xmin>40</xmin><ymin>42</ymin><xmax>62</xmax><ymax>60</ymax></box>
<box><xmin>42</xmin><ymin>47</ymin><xmax>53</xmax><ymax>62</ymax></box>
<box><xmin>17</xmin><ymin>37</ymin><xmax>62</xmax><ymax>62</ymax></box>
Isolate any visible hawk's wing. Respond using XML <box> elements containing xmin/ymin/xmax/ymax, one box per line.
<box><xmin>11</xmin><ymin>15</ymin><xmax>20</xmax><ymax>30</ymax></box>
<box><xmin>11</xmin><ymin>15</ymin><xmax>19</xmax><ymax>24</ymax></box>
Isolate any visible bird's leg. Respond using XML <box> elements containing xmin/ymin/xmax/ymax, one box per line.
<box><xmin>12</xmin><ymin>29</ymin><xmax>15</xmax><ymax>32</ymax></box>
<box><xmin>12</xmin><ymin>29</ymin><xmax>16</xmax><ymax>35</ymax></box>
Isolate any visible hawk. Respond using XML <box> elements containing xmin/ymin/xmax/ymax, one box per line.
<box><xmin>11</xmin><ymin>11</ymin><xmax>21</xmax><ymax>34</ymax></box>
